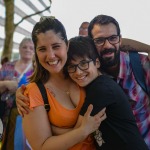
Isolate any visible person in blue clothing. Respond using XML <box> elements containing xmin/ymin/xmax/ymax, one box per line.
<box><xmin>65</xmin><ymin>36</ymin><xmax>148</xmax><ymax>150</ymax></box>
<box><xmin>0</xmin><ymin>37</ymin><xmax>34</xmax><ymax>150</ymax></box>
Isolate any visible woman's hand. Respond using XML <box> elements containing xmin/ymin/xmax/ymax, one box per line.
<box><xmin>16</xmin><ymin>84</ymin><xmax>30</xmax><ymax>117</ymax></box>
<box><xmin>80</xmin><ymin>104</ymin><xmax>106</xmax><ymax>136</ymax></box>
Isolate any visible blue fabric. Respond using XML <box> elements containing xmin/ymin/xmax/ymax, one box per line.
<box><xmin>14</xmin><ymin>115</ymin><xmax>31</xmax><ymax>150</ymax></box>
<box><xmin>14</xmin><ymin>72</ymin><xmax>32</xmax><ymax>150</ymax></box>
<box><xmin>18</xmin><ymin>74</ymin><xmax>28</xmax><ymax>88</ymax></box>
<box><xmin>14</xmin><ymin>115</ymin><xmax>24</xmax><ymax>150</ymax></box>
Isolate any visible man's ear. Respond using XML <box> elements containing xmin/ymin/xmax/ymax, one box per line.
<box><xmin>96</xmin><ymin>58</ymin><xmax>100</xmax><ymax>68</ymax></box>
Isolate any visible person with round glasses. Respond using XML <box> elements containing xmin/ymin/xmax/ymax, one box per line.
<box><xmin>88</xmin><ymin>14</ymin><xmax>150</xmax><ymax>149</ymax></box>
<box><xmin>65</xmin><ymin>36</ymin><xmax>148</xmax><ymax>150</ymax></box>
<box><xmin>93</xmin><ymin>35</ymin><xmax>120</xmax><ymax>47</ymax></box>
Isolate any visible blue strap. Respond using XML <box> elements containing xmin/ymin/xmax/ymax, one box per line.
<box><xmin>129</xmin><ymin>51</ymin><xmax>148</xmax><ymax>95</ymax></box>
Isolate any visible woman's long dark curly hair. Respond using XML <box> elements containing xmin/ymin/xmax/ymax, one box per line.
<box><xmin>29</xmin><ymin>17</ymin><xmax>68</xmax><ymax>83</ymax></box>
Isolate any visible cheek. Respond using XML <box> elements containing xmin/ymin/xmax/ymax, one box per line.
<box><xmin>68</xmin><ymin>73</ymin><xmax>75</xmax><ymax>80</ymax></box>
<box><xmin>61</xmin><ymin>50</ymin><xmax>68</xmax><ymax>62</ymax></box>
<box><xmin>36</xmin><ymin>53</ymin><xmax>43</xmax><ymax>62</ymax></box>
<box><xmin>30</xmin><ymin>49</ymin><xmax>35</xmax><ymax>53</ymax></box>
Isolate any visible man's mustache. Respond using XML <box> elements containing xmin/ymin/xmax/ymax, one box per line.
<box><xmin>100</xmin><ymin>48</ymin><xmax>117</xmax><ymax>56</ymax></box>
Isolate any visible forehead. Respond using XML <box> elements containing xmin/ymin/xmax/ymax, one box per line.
<box><xmin>36</xmin><ymin>30</ymin><xmax>62</xmax><ymax>46</ymax></box>
<box><xmin>20</xmin><ymin>40</ymin><xmax>33</xmax><ymax>46</ymax></box>
<box><xmin>70</xmin><ymin>56</ymin><xmax>89</xmax><ymax>64</ymax></box>
<box><xmin>91</xmin><ymin>23</ymin><xmax>117</xmax><ymax>39</ymax></box>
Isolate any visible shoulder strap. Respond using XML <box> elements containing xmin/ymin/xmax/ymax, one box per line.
<box><xmin>129</xmin><ymin>51</ymin><xmax>148</xmax><ymax>95</ymax></box>
<box><xmin>18</xmin><ymin>63</ymin><xmax>32</xmax><ymax>82</ymax></box>
<box><xmin>36</xmin><ymin>80</ymin><xmax>50</xmax><ymax>112</ymax></box>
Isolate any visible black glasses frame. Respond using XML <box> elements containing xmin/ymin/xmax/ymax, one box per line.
<box><xmin>93</xmin><ymin>35</ymin><xmax>120</xmax><ymax>46</ymax></box>
<box><xmin>67</xmin><ymin>59</ymin><xmax>93</xmax><ymax>73</ymax></box>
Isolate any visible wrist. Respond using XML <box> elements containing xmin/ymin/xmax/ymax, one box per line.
<box><xmin>78</xmin><ymin>126</ymin><xmax>90</xmax><ymax>140</ymax></box>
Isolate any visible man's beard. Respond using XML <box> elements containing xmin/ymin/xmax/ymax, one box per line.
<box><xmin>99</xmin><ymin>48</ymin><xmax>120</xmax><ymax>71</ymax></box>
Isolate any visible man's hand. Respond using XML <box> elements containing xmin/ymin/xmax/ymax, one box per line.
<box><xmin>16</xmin><ymin>84</ymin><xmax>30</xmax><ymax>117</ymax></box>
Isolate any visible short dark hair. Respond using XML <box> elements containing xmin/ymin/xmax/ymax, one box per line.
<box><xmin>88</xmin><ymin>15</ymin><xmax>121</xmax><ymax>38</ymax></box>
<box><xmin>64</xmin><ymin>36</ymin><xmax>99</xmax><ymax>77</ymax></box>
<box><xmin>66</xmin><ymin>36</ymin><xmax>99</xmax><ymax>65</ymax></box>
<box><xmin>79</xmin><ymin>21</ymin><xmax>89</xmax><ymax>29</ymax></box>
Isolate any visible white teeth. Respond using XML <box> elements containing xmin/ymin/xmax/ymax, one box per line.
<box><xmin>48</xmin><ymin>61</ymin><xmax>58</xmax><ymax>65</ymax></box>
<box><xmin>77</xmin><ymin>76</ymin><xmax>85</xmax><ymax>80</ymax></box>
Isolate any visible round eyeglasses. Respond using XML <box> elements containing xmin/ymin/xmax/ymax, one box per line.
<box><xmin>67</xmin><ymin>59</ymin><xmax>93</xmax><ymax>73</ymax></box>
<box><xmin>93</xmin><ymin>35</ymin><xmax>120</xmax><ymax>46</ymax></box>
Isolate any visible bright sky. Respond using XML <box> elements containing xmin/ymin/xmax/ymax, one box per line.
<box><xmin>50</xmin><ymin>0</ymin><xmax>150</xmax><ymax>45</ymax></box>
<box><xmin>0</xmin><ymin>0</ymin><xmax>150</xmax><ymax>49</ymax></box>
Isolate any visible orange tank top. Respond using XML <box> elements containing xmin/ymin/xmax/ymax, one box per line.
<box><xmin>25</xmin><ymin>82</ymin><xmax>96</xmax><ymax>150</ymax></box>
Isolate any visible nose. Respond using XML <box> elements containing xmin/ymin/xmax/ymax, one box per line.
<box><xmin>47</xmin><ymin>48</ymin><xmax>55</xmax><ymax>59</ymax></box>
<box><xmin>75</xmin><ymin>66</ymin><xmax>83</xmax><ymax>75</ymax></box>
<box><xmin>26</xmin><ymin>46</ymin><xmax>32</xmax><ymax>52</ymax></box>
<box><xmin>103</xmin><ymin>39</ymin><xmax>112</xmax><ymax>49</ymax></box>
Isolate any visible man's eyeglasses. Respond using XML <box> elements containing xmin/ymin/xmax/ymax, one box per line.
<box><xmin>93</xmin><ymin>35</ymin><xmax>120</xmax><ymax>46</ymax></box>
<box><xmin>67</xmin><ymin>59</ymin><xmax>93</xmax><ymax>73</ymax></box>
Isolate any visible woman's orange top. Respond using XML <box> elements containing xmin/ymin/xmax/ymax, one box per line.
<box><xmin>24</xmin><ymin>82</ymin><xmax>96</xmax><ymax>150</ymax></box>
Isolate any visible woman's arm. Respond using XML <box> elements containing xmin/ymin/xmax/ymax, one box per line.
<box><xmin>51</xmin><ymin>107</ymin><xmax>106</xmax><ymax>135</ymax></box>
<box><xmin>51</xmin><ymin>125</ymin><xmax>73</xmax><ymax>135</ymax></box>
<box><xmin>23</xmin><ymin>104</ymin><xmax>102</xmax><ymax>150</ymax></box>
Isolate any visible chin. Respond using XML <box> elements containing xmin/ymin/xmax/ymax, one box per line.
<box><xmin>77</xmin><ymin>83</ymin><xmax>86</xmax><ymax>87</ymax></box>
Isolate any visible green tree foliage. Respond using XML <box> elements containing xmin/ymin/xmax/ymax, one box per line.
<box><xmin>2</xmin><ymin>0</ymin><xmax>52</xmax><ymax>60</ymax></box>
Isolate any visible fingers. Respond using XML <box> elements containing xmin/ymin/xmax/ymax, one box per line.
<box><xmin>98</xmin><ymin>107</ymin><xmax>106</xmax><ymax>117</ymax></box>
<box><xmin>17</xmin><ymin>94</ymin><xmax>29</xmax><ymax>103</ymax></box>
<box><xmin>16</xmin><ymin>99</ymin><xmax>30</xmax><ymax>114</ymax></box>
<box><xmin>84</xmin><ymin>104</ymin><xmax>93</xmax><ymax>118</ymax></box>
<box><xmin>16</xmin><ymin>85</ymin><xmax>30</xmax><ymax>115</ymax></box>
<box><xmin>100</xmin><ymin>113</ymin><xmax>107</xmax><ymax>122</ymax></box>
<box><xmin>21</xmin><ymin>84</ymin><xmax>26</xmax><ymax>92</ymax></box>
<box><xmin>94</xmin><ymin>108</ymin><xmax>107</xmax><ymax>126</ymax></box>
<box><xmin>17</xmin><ymin>108</ymin><xmax>24</xmax><ymax>117</ymax></box>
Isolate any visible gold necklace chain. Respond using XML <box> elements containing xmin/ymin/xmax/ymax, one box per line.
<box><xmin>46</xmin><ymin>84</ymin><xmax>70</xmax><ymax>97</ymax></box>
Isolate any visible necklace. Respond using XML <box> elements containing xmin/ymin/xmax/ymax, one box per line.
<box><xmin>46</xmin><ymin>84</ymin><xmax>70</xmax><ymax>97</ymax></box>
<box><xmin>66</xmin><ymin>91</ymin><xmax>70</xmax><ymax>95</ymax></box>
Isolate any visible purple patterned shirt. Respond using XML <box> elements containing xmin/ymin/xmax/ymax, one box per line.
<box><xmin>0</xmin><ymin>61</ymin><xmax>33</xmax><ymax>131</ymax></box>
<box><xmin>117</xmin><ymin>51</ymin><xmax>150</xmax><ymax>149</ymax></box>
